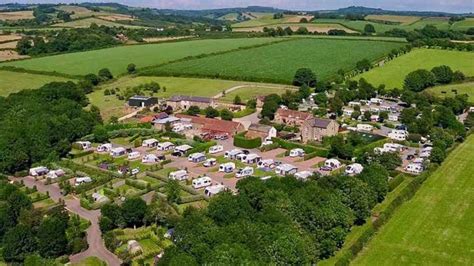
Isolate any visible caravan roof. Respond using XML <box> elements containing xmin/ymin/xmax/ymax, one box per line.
<box><xmin>175</xmin><ymin>144</ymin><xmax>193</xmax><ymax>152</ymax></box>
<box><xmin>277</xmin><ymin>164</ymin><xmax>297</xmax><ymax>172</ymax></box>
<box><xmin>294</xmin><ymin>171</ymin><xmax>313</xmax><ymax>180</ymax></box>
<box><xmin>205</xmin><ymin>184</ymin><xmax>226</xmax><ymax>196</ymax></box>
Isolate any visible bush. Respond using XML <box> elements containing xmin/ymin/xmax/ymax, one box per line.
<box><xmin>259</xmin><ymin>142</ymin><xmax>280</xmax><ymax>152</ymax></box>
<box><xmin>388</xmin><ymin>174</ymin><xmax>405</xmax><ymax>191</ymax></box>
<box><xmin>234</xmin><ymin>132</ymin><xmax>262</xmax><ymax>149</ymax></box>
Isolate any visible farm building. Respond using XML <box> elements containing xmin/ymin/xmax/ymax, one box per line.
<box><xmin>166</xmin><ymin>95</ymin><xmax>215</xmax><ymax>110</ymax></box>
<box><xmin>301</xmin><ymin>118</ymin><xmax>339</xmax><ymax>142</ymax></box>
<box><xmin>274</xmin><ymin>108</ymin><xmax>313</xmax><ymax>126</ymax></box>
<box><xmin>128</xmin><ymin>95</ymin><xmax>158</xmax><ymax>107</ymax></box>
<box><xmin>175</xmin><ymin>114</ymin><xmax>245</xmax><ymax>136</ymax></box>
<box><xmin>246</xmin><ymin>123</ymin><xmax>277</xmax><ymax>141</ymax></box>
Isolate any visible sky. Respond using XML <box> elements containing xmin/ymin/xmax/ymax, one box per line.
<box><xmin>4</xmin><ymin>0</ymin><xmax>474</xmax><ymax>13</ymax></box>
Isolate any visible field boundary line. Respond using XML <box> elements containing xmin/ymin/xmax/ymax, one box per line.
<box><xmin>0</xmin><ymin>65</ymin><xmax>81</xmax><ymax>79</ymax></box>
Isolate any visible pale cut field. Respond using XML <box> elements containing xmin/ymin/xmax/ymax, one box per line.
<box><xmin>0</xmin><ymin>41</ymin><xmax>18</xmax><ymax>49</ymax></box>
<box><xmin>98</xmin><ymin>14</ymin><xmax>134</xmax><ymax>22</ymax></box>
<box><xmin>365</xmin><ymin>14</ymin><xmax>421</xmax><ymax>25</ymax></box>
<box><xmin>285</xmin><ymin>15</ymin><xmax>314</xmax><ymax>23</ymax></box>
<box><xmin>0</xmin><ymin>50</ymin><xmax>28</xmax><ymax>62</ymax></box>
<box><xmin>52</xmin><ymin>17</ymin><xmax>141</xmax><ymax>28</ymax></box>
<box><xmin>0</xmin><ymin>11</ymin><xmax>34</xmax><ymax>20</ymax></box>
<box><xmin>0</xmin><ymin>34</ymin><xmax>22</xmax><ymax>42</ymax></box>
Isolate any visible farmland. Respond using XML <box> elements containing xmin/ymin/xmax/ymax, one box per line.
<box><xmin>146</xmin><ymin>38</ymin><xmax>404</xmax><ymax>84</ymax></box>
<box><xmin>427</xmin><ymin>81</ymin><xmax>474</xmax><ymax>102</ymax></box>
<box><xmin>0</xmin><ymin>70</ymin><xmax>72</xmax><ymax>96</ymax></box>
<box><xmin>52</xmin><ymin>17</ymin><xmax>141</xmax><ymax>28</ymax></box>
<box><xmin>0</xmin><ymin>10</ymin><xmax>34</xmax><ymax>20</ymax></box>
<box><xmin>220</xmin><ymin>85</ymin><xmax>291</xmax><ymax>103</ymax></box>
<box><xmin>233</xmin><ymin>23</ymin><xmax>357</xmax><ymax>33</ymax></box>
<box><xmin>365</xmin><ymin>15</ymin><xmax>421</xmax><ymax>25</ymax></box>
<box><xmin>451</xmin><ymin>18</ymin><xmax>474</xmax><ymax>31</ymax></box>
<box><xmin>352</xmin><ymin>135</ymin><xmax>474</xmax><ymax>265</ymax></box>
<box><xmin>0</xmin><ymin>38</ymin><xmax>279</xmax><ymax>76</ymax></box>
<box><xmin>356</xmin><ymin>49</ymin><xmax>474</xmax><ymax>89</ymax></box>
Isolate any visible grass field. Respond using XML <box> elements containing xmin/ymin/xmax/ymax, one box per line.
<box><xmin>220</xmin><ymin>85</ymin><xmax>290</xmax><ymax>103</ymax></box>
<box><xmin>352</xmin><ymin>135</ymin><xmax>474</xmax><ymax>265</ymax></box>
<box><xmin>71</xmin><ymin>256</ymin><xmax>106</xmax><ymax>266</ymax></box>
<box><xmin>356</xmin><ymin>49</ymin><xmax>474</xmax><ymax>89</ymax></box>
<box><xmin>452</xmin><ymin>18</ymin><xmax>474</xmax><ymax>31</ymax></box>
<box><xmin>233</xmin><ymin>23</ymin><xmax>357</xmax><ymax>33</ymax></box>
<box><xmin>0</xmin><ymin>70</ymin><xmax>72</xmax><ymax>96</ymax></box>
<box><xmin>149</xmin><ymin>38</ymin><xmax>404</xmax><ymax>84</ymax></box>
<box><xmin>365</xmin><ymin>15</ymin><xmax>421</xmax><ymax>25</ymax></box>
<box><xmin>427</xmin><ymin>81</ymin><xmax>474</xmax><ymax>102</ymax></box>
<box><xmin>1</xmin><ymin>38</ymin><xmax>278</xmax><ymax>76</ymax></box>
<box><xmin>52</xmin><ymin>17</ymin><xmax>141</xmax><ymax>28</ymax></box>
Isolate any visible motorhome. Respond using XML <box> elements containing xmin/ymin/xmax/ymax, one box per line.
<box><xmin>188</xmin><ymin>153</ymin><xmax>206</xmax><ymax>163</ymax></box>
<box><xmin>46</xmin><ymin>169</ymin><xmax>65</xmax><ymax>179</ymax></box>
<box><xmin>388</xmin><ymin>129</ymin><xmax>408</xmax><ymax>141</ymax></box>
<box><xmin>142</xmin><ymin>154</ymin><xmax>159</xmax><ymax>163</ymax></box>
<box><xmin>219</xmin><ymin>162</ymin><xmax>236</xmax><ymax>173</ymax></box>
<box><xmin>275</xmin><ymin>164</ymin><xmax>298</xmax><ymax>176</ymax></box>
<box><xmin>75</xmin><ymin>141</ymin><xmax>92</xmax><ymax>150</ymax></box>
<box><xmin>75</xmin><ymin>176</ymin><xmax>92</xmax><ymax>186</ymax></box>
<box><xmin>357</xmin><ymin>124</ymin><xmax>373</xmax><ymax>132</ymax></box>
<box><xmin>174</xmin><ymin>144</ymin><xmax>193</xmax><ymax>154</ymax></box>
<box><xmin>370</xmin><ymin>98</ymin><xmax>383</xmax><ymax>104</ymax></box>
<box><xmin>324</xmin><ymin>159</ymin><xmax>341</xmax><ymax>169</ymax></box>
<box><xmin>128</xmin><ymin>151</ymin><xmax>141</xmax><ymax>160</ymax></box>
<box><xmin>383</xmin><ymin>143</ymin><xmax>405</xmax><ymax>152</ymax></box>
<box><xmin>204</xmin><ymin>184</ymin><xmax>226</xmax><ymax>197</ymax></box>
<box><xmin>236</xmin><ymin>167</ymin><xmax>254</xmax><ymax>178</ymax></box>
<box><xmin>224</xmin><ymin>149</ymin><xmax>243</xmax><ymax>160</ymax></box>
<box><xmin>294</xmin><ymin>171</ymin><xmax>313</xmax><ymax>181</ymax></box>
<box><xmin>169</xmin><ymin>170</ymin><xmax>189</xmax><ymax>181</ymax></box>
<box><xmin>29</xmin><ymin>166</ymin><xmax>49</xmax><ymax>176</ymax></box>
<box><xmin>257</xmin><ymin>159</ymin><xmax>275</xmax><ymax>169</ymax></box>
<box><xmin>208</xmin><ymin>145</ymin><xmax>224</xmax><ymax>154</ymax></box>
<box><xmin>345</xmin><ymin>163</ymin><xmax>364</xmax><ymax>175</ymax></box>
<box><xmin>96</xmin><ymin>143</ymin><xmax>113</xmax><ymax>153</ymax></box>
<box><xmin>405</xmin><ymin>163</ymin><xmax>423</xmax><ymax>174</ymax></box>
<box><xmin>203</xmin><ymin>158</ymin><xmax>217</xmax><ymax>167</ymax></box>
<box><xmin>142</xmin><ymin>138</ymin><xmax>159</xmax><ymax>148</ymax></box>
<box><xmin>110</xmin><ymin>147</ymin><xmax>127</xmax><ymax>157</ymax></box>
<box><xmin>413</xmin><ymin>157</ymin><xmax>424</xmax><ymax>164</ymax></box>
<box><xmin>192</xmin><ymin>176</ymin><xmax>212</xmax><ymax>189</ymax></box>
<box><xmin>157</xmin><ymin>142</ymin><xmax>175</xmax><ymax>151</ymax></box>
<box><xmin>289</xmin><ymin>148</ymin><xmax>305</xmax><ymax>157</ymax></box>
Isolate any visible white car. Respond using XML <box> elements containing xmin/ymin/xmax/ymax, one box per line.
<box><xmin>131</xmin><ymin>168</ymin><xmax>140</xmax><ymax>175</ymax></box>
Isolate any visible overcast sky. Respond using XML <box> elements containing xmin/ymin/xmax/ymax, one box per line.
<box><xmin>5</xmin><ymin>0</ymin><xmax>474</xmax><ymax>13</ymax></box>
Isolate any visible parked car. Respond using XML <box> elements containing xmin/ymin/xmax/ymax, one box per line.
<box><xmin>131</xmin><ymin>168</ymin><xmax>140</xmax><ymax>175</ymax></box>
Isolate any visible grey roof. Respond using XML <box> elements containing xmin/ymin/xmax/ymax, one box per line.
<box><xmin>168</xmin><ymin>95</ymin><xmax>212</xmax><ymax>103</ymax></box>
<box><xmin>130</xmin><ymin>95</ymin><xmax>154</xmax><ymax>100</ymax></box>
<box><xmin>248</xmin><ymin>123</ymin><xmax>273</xmax><ymax>133</ymax></box>
<box><xmin>310</xmin><ymin>118</ymin><xmax>333</xmax><ymax>128</ymax></box>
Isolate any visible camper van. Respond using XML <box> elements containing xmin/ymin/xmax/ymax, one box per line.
<box><xmin>110</xmin><ymin>147</ymin><xmax>127</xmax><ymax>157</ymax></box>
<box><xmin>257</xmin><ymin>159</ymin><xmax>275</xmax><ymax>169</ymax></box>
<box><xmin>192</xmin><ymin>176</ymin><xmax>212</xmax><ymax>189</ymax></box>
<box><xmin>236</xmin><ymin>167</ymin><xmax>254</xmax><ymax>178</ymax></box>
<box><xmin>322</xmin><ymin>159</ymin><xmax>341</xmax><ymax>171</ymax></box>
<box><xmin>275</xmin><ymin>164</ymin><xmax>298</xmax><ymax>176</ymax></box>
<box><xmin>204</xmin><ymin>184</ymin><xmax>226</xmax><ymax>197</ymax></box>
<box><xmin>75</xmin><ymin>141</ymin><xmax>92</xmax><ymax>150</ymax></box>
<box><xmin>219</xmin><ymin>162</ymin><xmax>236</xmax><ymax>173</ymax></box>
<box><xmin>224</xmin><ymin>149</ymin><xmax>243</xmax><ymax>160</ymax></box>
<box><xmin>357</xmin><ymin>124</ymin><xmax>373</xmax><ymax>132</ymax></box>
<box><xmin>29</xmin><ymin>166</ymin><xmax>49</xmax><ymax>176</ymax></box>
<box><xmin>405</xmin><ymin>163</ymin><xmax>423</xmax><ymax>174</ymax></box>
<box><xmin>289</xmin><ymin>148</ymin><xmax>305</xmax><ymax>158</ymax></box>
<box><xmin>203</xmin><ymin>158</ymin><xmax>217</xmax><ymax>167</ymax></box>
<box><xmin>345</xmin><ymin>163</ymin><xmax>364</xmax><ymax>175</ymax></box>
<box><xmin>209</xmin><ymin>145</ymin><xmax>224</xmax><ymax>154</ymax></box>
<box><xmin>294</xmin><ymin>171</ymin><xmax>313</xmax><ymax>181</ymax></box>
<box><xmin>128</xmin><ymin>151</ymin><xmax>141</xmax><ymax>160</ymax></box>
<box><xmin>96</xmin><ymin>143</ymin><xmax>113</xmax><ymax>153</ymax></box>
<box><xmin>169</xmin><ymin>170</ymin><xmax>189</xmax><ymax>181</ymax></box>
<box><xmin>188</xmin><ymin>153</ymin><xmax>206</xmax><ymax>163</ymax></box>
<box><xmin>75</xmin><ymin>176</ymin><xmax>92</xmax><ymax>186</ymax></box>
<box><xmin>142</xmin><ymin>138</ymin><xmax>159</xmax><ymax>148</ymax></box>
<box><xmin>157</xmin><ymin>142</ymin><xmax>175</xmax><ymax>151</ymax></box>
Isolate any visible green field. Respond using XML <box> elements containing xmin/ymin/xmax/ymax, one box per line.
<box><xmin>52</xmin><ymin>17</ymin><xmax>141</xmax><ymax>28</ymax></box>
<box><xmin>427</xmin><ymin>81</ymin><xmax>474</xmax><ymax>102</ymax></box>
<box><xmin>233</xmin><ymin>23</ymin><xmax>356</xmax><ymax>33</ymax></box>
<box><xmin>452</xmin><ymin>18</ymin><xmax>474</xmax><ymax>31</ymax></box>
<box><xmin>353</xmin><ymin>135</ymin><xmax>474</xmax><ymax>265</ymax></box>
<box><xmin>1</xmin><ymin>38</ymin><xmax>279</xmax><ymax>76</ymax></box>
<box><xmin>0</xmin><ymin>70</ymin><xmax>72</xmax><ymax>96</ymax></box>
<box><xmin>71</xmin><ymin>256</ymin><xmax>106</xmax><ymax>266</ymax></box>
<box><xmin>148</xmin><ymin>38</ymin><xmax>404</xmax><ymax>84</ymax></box>
<box><xmin>220</xmin><ymin>85</ymin><xmax>290</xmax><ymax>103</ymax></box>
<box><xmin>356</xmin><ymin>49</ymin><xmax>474</xmax><ymax>89</ymax></box>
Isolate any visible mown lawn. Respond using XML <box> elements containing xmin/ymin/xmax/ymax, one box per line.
<box><xmin>71</xmin><ymin>256</ymin><xmax>106</xmax><ymax>266</ymax></box>
<box><xmin>0</xmin><ymin>70</ymin><xmax>72</xmax><ymax>96</ymax></box>
<box><xmin>356</xmin><ymin>49</ymin><xmax>474</xmax><ymax>89</ymax></box>
<box><xmin>220</xmin><ymin>85</ymin><xmax>290</xmax><ymax>103</ymax></box>
<box><xmin>1</xmin><ymin>38</ymin><xmax>279</xmax><ymax>76</ymax></box>
<box><xmin>352</xmin><ymin>135</ymin><xmax>474</xmax><ymax>265</ymax></box>
<box><xmin>150</xmin><ymin>38</ymin><xmax>403</xmax><ymax>84</ymax></box>
<box><xmin>427</xmin><ymin>81</ymin><xmax>474</xmax><ymax>102</ymax></box>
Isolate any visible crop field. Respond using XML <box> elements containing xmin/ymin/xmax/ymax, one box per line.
<box><xmin>365</xmin><ymin>15</ymin><xmax>421</xmax><ymax>25</ymax></box>
<box><xmin>0</xmin><ymin>38</ymin><xmax>279</xmax><ymax>76</ymax></box>
<box><xmin>0</xmin><ymin>11</ymin><xmax>34</xmax><ymax>21</ymax></box>
<box><xmin>356</xmin><ymin>49</ymin><xmax>474</xmax><ymax>89</ymax></box>
<box><xmin>148</xmin><ymin>38</ymin><xmax>404</xmax><ymax>84</ymax></box>
<box><xmin>452</xmin><ymin>18</ymin><xmax>474</xmax><ymax>31</ymax></box>
<box><xmin>0</xmin><ymin>41</ymin><xmax>18</xmax><ymax>49</ymax></box>
<box><xmin>232</xmin><ymin>14</ymin><xmax>311</xmax><ymax>28</ymax></box>
<box><xmin>52</xmin><ymin>17</ymin><xmax>141</xmax><ymax>28</ymax></box>
<box><xmin>0</xmin><ymin>70</ymin><xmax>72</xmax><ymax>96</ymax></box>
<box><xmin>427</xmin><ymin>81</ymin><xmax>474</xmax><ymax>102</ymax></box>
<box><xmin>233</xmin><ymin>23</ymin><xmax>357</xmax><ymax>33</ymax></box>
<box><xmin>353</xmin><ymin>135</ymin><xmax>474</xmax><ymax>265</ymax></box>
<box><xmin>0</xmin><ymin>34</ymin><xmax>22</xmax><ymax>42</ymax></box>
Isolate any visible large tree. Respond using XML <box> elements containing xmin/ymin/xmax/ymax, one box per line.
<box><xmin>2</xmin><ymin>224</ymin><xmax>37</xmax><ymax>262</ymax></box>
<box><xmin>293</xmin><ymin>68</ymin><xmax>317</xmax><ymax>87</ymax></box>
<box><xmin>37</xmin><ymin>216</ymin><xmax>69</xmax><ymax>258</ymax></box>
<box><xmin>404</xmin><ymin>69</ymin><xmax>436</xmax><ymax>92</ymax></box>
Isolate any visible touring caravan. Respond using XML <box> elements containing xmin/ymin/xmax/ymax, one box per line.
<box><xmin>244</xmin><ymin>154</ymin><xmax>261</xmax><ymax>164</ymax></box>
<box><xmin>75</xmin><ymin>141</ymin><xmax>92</xmax><ymax>150</ymax></box>
<box><xmin>75</xmin><ymin>176</ymin><xmax>92</xmax><ymax>186</ymax></box>
<box><xmin>157</xmin><ymin>142</ymin><xmax>175</xmax><ymax>151</ymax></box>
<box><xmin>224</xmin><ymin>149</ymin><xmax>243</xmax><ymax>160</ymax></box>
<box><xmin>110</xmin><ymin>147</ymin><xmax>127</xmax><ymax>157</ymax></box>
<box><xmin>236</xmin><ymin>167</ymin><xmax>254</xmax><ymax>178</ymax></box>
<box><xmin>97</xmin><ymin>143</ymin><xmax>113</xmax><ymax>153</ymax></box>
<box><xmin>275</xmin><ymin>164</ymin><xmax>298</xmax><ymax>176</ymax></box>
<box><xmin>203</xmin><ymin>158</ymin><xmax>217</xmax><ymax>167</ymax></box>
<box><xmin>188</xmin><ymin>153</ymin><xmax>206</xmax><ymax>163</ymax></box>
<box><xmin>46</xmin><ymin>169</ymin><xmax>65</xmax><ymax>179</ymax></box>
<box><xmin>174</xmin><ymin>144</ymin><xmax>193</xmax><ymax>154</ymax></box>
<box><xmin>324</xmin><ymin>159</ymin><xmax>341</xmax><ymax>170</ymax></box>
<box><xmin>257</xmin><ymin>159</ymin><xmax>275</xmax><ymax>169</ymax></box>
<box><xmin>192</xmin><ymin>176</ymin><xmax>212</xmax><ymax>189</ymax></box>
<box><xmin>289</xmin><ymin>148</ymin><xmax>305</xmax><ymax>158</ymax></box>
<box><xmin>405</xmin><ymin>163</ymin><xmax>423</xmax><ymax>174</ymax></box>
<box><xmin>204</xmin><ymin>184</ymin><xmax>226</xmax><ymax>197</ymax></box>
<box><xmin>209</xmin><ymin>145</ymin><xmax>224</xmax><ymax>154</ymax></box>
<box><xmin>357</xmin><ymin>124</ymin><xmax>373</xmax><ymax>132</ymax></box>
<box><xmin>294</xmin><ymin>171</ymin><xmax>313</xmax><ymax>181</ymax></box>
<box><xmin>345</xmin><ymin>163</ymin><xmax>364</xmax><ymax>175</ymax></box>
<box><xmin>169</xmin><ymin>170</ymin><xmax>189</xmax><ymax>181</ymax></box>
<box><xmin>142</xmin><ymin>138</ymin><xmax>159</xmax><ymax>148</ymax></box>
<box><xmin>128</xmin><ymin>151</ymin><xmax>141</xmax><ymax>160</ymax></box>
<box><xmin>142</xmin><ymin>154</ymin><xmax>159</xmax><ymax>163</ymax></box>
<box><xmin>29</xmin><ymin>166</ymin><xmax>49</xmax><ymax>176</ymax></box>
<box><xmin>219</xmin><ymin>162</ymin><xmax>236</xmax><ymax>173</ymax></box>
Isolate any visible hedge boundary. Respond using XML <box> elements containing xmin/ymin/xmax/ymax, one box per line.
<box><xmin>234</xmin><ymin>132</ymin><xmax>262</xmax><ymax>149</ymax></box>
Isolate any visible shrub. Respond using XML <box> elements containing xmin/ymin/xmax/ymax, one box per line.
<box><xmin>234</xmin><ymin>132</ymin><xmax>262</xmax><ymax>149</ymax></box>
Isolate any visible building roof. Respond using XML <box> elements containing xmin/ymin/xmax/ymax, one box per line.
<box><xmin>176</xmin><ymin>114</ymin><xmax>243</xmax><ymax>135</ymax></box>
<box><xmin>276</xmin><ymin>108</ymin><xmax>312</xmax><ymax>120</ymax></box>
<box><xmin>308</xmin><ymin>118</ymin><xmax>334</xmax><ymax>128</ymax></box>
<box><xmin>248</xmin><ymin>123</ymin><xmax>273</xmax><ymax>133</ymax></box>
<box><xmin>130</xmin><ymin>95</ymin><xmax>155</xmax><ymax>101</ymax></box>
<box><xmin>168</xmin><ymin>95</ymin><xmax>212</xmax><ymax>103</ymax></box>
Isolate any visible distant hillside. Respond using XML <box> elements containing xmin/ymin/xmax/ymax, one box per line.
<box><xmin>157</xmin><ymin>6</ymin><xmax>285</xmax><ymax>19</ymax></box>
<box><xmin>321</xmin><ymin>6</ymin><xmax>464</xmax><ymax>16</ymax></box>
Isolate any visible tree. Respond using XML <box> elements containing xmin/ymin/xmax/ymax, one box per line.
<box><xmin>205</xmin><ymin>106</ymin><xmax>219</xmax><ymax>118</ymax></box>
<box><xmin>404</xmin><ymin>69</ymin><xmax>436</xmax><ymax>92</ymax></box>
<box><xmin>165</xmin><ymin>180</ymin><xmax>181</xmax><ymax>203</ymax></box>
<box><xmin>298</xmin><ymin>84</ymin><xmax>311</xmax><ymax>100</ymax></box>
<box><xmin>329</xmin><ymin>97</ymin><xmax>344</xmax><ymax>116</ymax></box>
<box><xmin>6</xmin><ymin>190</ymin><xmax>32</xmax><ymax>226</ymax></box>
<box><xmin>16</xmin><ymin>37</ymin><xmax>32</xmax><ymax>55</ymax></box>
<box><xmin>233</xmin><ymin>95</ymin><xmax>242</xmax><ymax>105</ymax></box>
<box><xmin>364</xmin><ymin>24</ymin><xmax>375</xmax><ymax>34</ymax></box>
<box><xmin>84</xmin><ymin>74</ymin><xmax>100</xmax><ymax>86</ymax></box>
<box><xmin>220</xmin><ymin>109</ymin><xmax>234</xmax><ymax>121</ymax></box>
<box><xmin>431</xmin><ymin>65</ymin><xmax>453</xmax><ymax>84</ymax></box>
<box><xmin>186</xmin><ymin>106</ymin><xmax>201</xmax><ymax>116</ymax></box>
<box><xmin>98</xmin><ymin>68</ymin><xmax>113</xmax><ymax>81</ymax></box>
<box><xmin>293</xmin><ymin>68</ymin><xmax>317</xmax><ymax>87</ymax></box>
<box><xmin>93</xmin><ymin>125</ymin><xmax>109</xmax><ymax>143</ymax></box>
<box><xmin>37</xmin><ymin>216</ymin><xmax>68</xmax><ymax>258</ymax></box>
<box><xmin>121</xmin><ymin>198</ymin><xmax>147</xmax><ymax>227</ymax></box>
<box><xmin>430</xmin><ymin>146</ymin><xmax>446</xmax><ymax>164</ymax></box>
<box><xmin>452</xmin><ymin>70</ymin><xmax>465</xmax><ymax>82</ymax></box>
<box><xmin>356</xmin><ymin>59</ymin><xmax>371</xmax><ymax>72</ymax></box>
<box><xmin>313</xmin><ymin>92</ymin><xmax>328</xmax><ymax>105</ymax></box>
<box><xmin>2</xmin><ymin>224</ymin><xmax>37</xmax><ymax>262</ymax></box>
<box><xmin>127</xmin><ymin>63</ymin><xmax>136</xmax><ymax>74</ymax></box>
<box><xmin>357</xmin><ymin>164</ymin><xmax>389</xmax><ymax>202</ymax></box>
